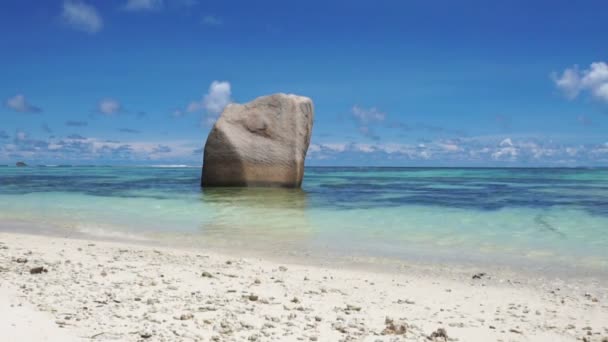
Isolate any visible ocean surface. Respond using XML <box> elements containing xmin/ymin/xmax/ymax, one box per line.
<box><xmin>1</xmin><ymin>166</ymin><xmax>607</xmax><ymax>275</ymax></box>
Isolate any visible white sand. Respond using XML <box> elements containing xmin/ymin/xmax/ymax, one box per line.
<box><xmin>0</xmin><ymin>231</ymin><xmax>607</xmax><ymax>342</ymax></box>
<box><xmin>0</xmin><ymin>284</ymin><xmax>82</xmax><ymax>342</ymax></box>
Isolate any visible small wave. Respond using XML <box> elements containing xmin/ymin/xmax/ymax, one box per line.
<box><xmin>148</xmin><ymin>164</ymin><xmax>196</xmax><ymax>168</ymax></box>
<box><xmin>74</xmin><ymin>224</ymin><xmax>152</xmax><ymax>241</ymax></box>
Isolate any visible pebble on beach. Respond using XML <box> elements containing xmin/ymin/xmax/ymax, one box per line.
<box><xmin>0</xmin><ymin>232</ymin><xmax>606</xmax><ymax>342</ymax></box>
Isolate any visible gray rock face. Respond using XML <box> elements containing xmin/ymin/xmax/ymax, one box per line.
<box><xmin>201</xmin><ymin>93</ymin><xmax>314</xmax><ymax>187</ymax></box>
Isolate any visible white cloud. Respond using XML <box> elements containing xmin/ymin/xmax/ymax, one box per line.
<box><xmin>16</xmin><ymin>130</ymin><xmax>27</xmax><ymax>141</ymax></box>
<box><xmin>439</xmin><ymin>143</ymin><xmax>460</xmax><ymax>152</ymax></box>
<box><xmin>4</xmin><ymin>131</ymin><xmax>608</xmax><ymax>165</ymax></box>
<box><xmin>187</xmin><ymin>81</ymin><xmax>232</xmax><ymax>115</ymax></box>
<box><xmin>2</xmin><ymin>133</ymin><xmax>200</xmax><ymax>162</ymax></box>
<box><xmin>203</xmin><ymin>81</ymin><xmax>232</xmax><ymax>114</ymax></box>
<box><xmin>303</xmin><ymin>136</ymin><xmax>608</xmax><ymax>165</ymax></box>
<box><xmin>5</xmin><ymin>94</ymin><xmax>41</xmax><ymax>113</ymax></box>
<box><xmin>98</xmin><ymin>98</ymin><xmax>122</xmax><ymax>115</ymax></box>
<box><xmin>308</xmin><ymin>144</ymin><xmax>321</xmax><ymax>153</ymax></box>
<box><xmin>595</xmin><ymin>83</ymin><xmax>608</xmax><ymax>101</ymax></box>
<box><xmin>202</xmin><ymin>15</ymin><xmax>222</xmax><ymax>26</ymax></box>
<box><xmin>499</xmin><ymin>138</ymin><xmax>513</xmax><ymax>147</ymax></box>
<box><xmin>553</xmin><ymin>67</ymin><xmax>581</xmax><ymax>99</ymax></box>
<box><xmin>565</xmin><ymin>147</ymin><xmax>578</xmax><ymax>156</ymax></box>
<box><xmin>591</xmin><ymin>143</ymin><xmax>608</xmax><ymax>155</ymax></box>
<box><xmin>353</xmin><ymin>144</ymin><xmax>376</xmax><ymax>153</ymax></box>
<box><xmin>491</xmin><ymin>146</ymin><xmax>518</xmax><ymax>160</ymax></box>
<box><xmin>323</xmin><ymin>143</ymin><xmax>348</xmax><ymax>152</ymax></box>
<box><xmin>123</xmin><ymin>0</ymin><xmax>163</xmax><ymax>11</ymax></box>
<box><xmin>62</xmin><ymin>0</ymin><xmax>103</xmax><ymax>33</ymax></box>
<box><xmin>553</xmin><ymin>62</ymin><xmax>608</xmax><ymax>102</ymax></box>
<box><xmin>351</xmin><ymin>105</ymin><xmax>385</xmax><ymax>123</ymax></box>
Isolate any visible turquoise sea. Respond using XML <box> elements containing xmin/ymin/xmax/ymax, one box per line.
<box><xmin>1</xmin><ymin>166</ymin><xmax>607</xmax><ymax>275</ymax></box>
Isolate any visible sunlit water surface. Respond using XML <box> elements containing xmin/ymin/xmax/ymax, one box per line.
<box><xmin>1</xmin><ymin>166</ymin><xmax>607</xmax><ymax>275</ymax></box>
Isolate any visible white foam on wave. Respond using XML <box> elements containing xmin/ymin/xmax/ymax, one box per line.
<box><xmin>147</xmin><ymin>164</ymin><xmax>197</xmax><ymax>168</ymax></box>
<box><xmin>74</xmin><ymin>223</ymin><xmax>152</xmax><ymax>242</ymax></box>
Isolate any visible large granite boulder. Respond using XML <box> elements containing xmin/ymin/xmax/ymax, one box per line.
<box><xmin>201</xmin><ymin>93</ymin><xmax>314</xmax><ymax>187</ymax></box>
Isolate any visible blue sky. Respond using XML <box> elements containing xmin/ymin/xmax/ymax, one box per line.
<box><xmin>1</xmin><ymin>0</ymin><xmax>607</xmax><ymax>166</ymax></box>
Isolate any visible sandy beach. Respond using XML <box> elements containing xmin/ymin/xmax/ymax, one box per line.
<box><xmin>0</xmin><ymin>231</ymin><xmax>606</xmax><ymax>342</ymax></box>
<box><xmin>4</xmin><ymin>0</ymin><xmax>608</xmax><ymax>341</ymax></box>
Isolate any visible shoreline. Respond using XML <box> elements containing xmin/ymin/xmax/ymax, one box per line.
<box><xmin>1</xmin><ymin>230</ymin><xmax>607</xmax><ymax>341</ymax></box>
<box><xmin>2</xmin><ymin>217</ymin><xmax>607</xmax><ymax>284</ymax></box>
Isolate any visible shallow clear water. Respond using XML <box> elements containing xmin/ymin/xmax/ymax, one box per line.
<box><xmin>1</xmin><ymin>166</ymin><xmax>607</xmax><ymax>274</ymax></box>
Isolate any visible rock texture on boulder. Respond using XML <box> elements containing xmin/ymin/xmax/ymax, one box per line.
<box><xmin>201</xmin><ymin>93</ymin><xmax>314</xmax><ymax>188</ymax></box>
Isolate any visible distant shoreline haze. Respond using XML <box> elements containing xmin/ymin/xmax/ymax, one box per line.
<box><xmin>2</xmin><ymin>164</ymin><xmax>608</xmax><ymax>169</ymax></box>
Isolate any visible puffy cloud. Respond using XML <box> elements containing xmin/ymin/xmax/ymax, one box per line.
<box><xmin>491</xmin><ymin>141</ymin><xmax>518</xmax><ymax>160</ymax></box>
<box><xmin>5</xmin><ymin>94</ymin><xmax>42</xmax><ymax>113</ymax></box>
<box><xmin>7</xmin><ymin>130</ymin><xmax>49</xmax><ymax>153</ymax></box>
<box><xmin>322</xmin><ymin>143</ymin><xmax>348</xmax><ymax>152</ymax></box>
<box><xmin>98</xmin><ymin>98</ymin><xmax>123</xmax><ymax>115</ymax></box>
<box><xmin>553</xmin><ymin>62</ymin><xmax>608</xmax><ymax>103</ymax></box>
<box><xmin>499</xmin><ymin>138</ymin><xmax>513</xmax><ymax>147</ymax></box>
<box><xmin>0</xmin><ymin>133</ymin><xmax>200</xmax><ymax>163</ymax></box>
<box><xmin>61</xmin><ymin>0</ymin><xmax>103</xmax><ymax>34</ymax></box>
<box><xmin>353</xmin><ymin>144</ymin><xmax>377</xmax><ymax>153</ymax></box>
<box><xmin>181</xmin><ymin>81</ymin><xmax>232</xmax><ymax>125</ymax></box>
<box><xmin>553</xmin><ymin>67</ymin><xmax>581</xmax><ymax>99</ymax></box>
<box><xmin>2</xmin><ymin>128</ymin><xmax>607</xmax><ymax>165</ymax></box>
<box><xmin>304</xmin><ymin>136</ymin><xmax>608</xmax><ymax>165</ymax></box>
<box><xmin>66</xmin><ymin>120</ymin><xmax>88</xmax><ymax>127</ymax></box>
<box><xmin>594</xmin><ymin>143</ymin><xmax>608</xmax><ymax>155</ymax></box>
<box><xmin>123</xmin><ymin>0</ymin><xmax>163</xmax><ymax>11</ymax></box>
<box><xmin>15</xmin><ymin>130</ymin><xmax>27</xmax><ymax>141</ymax></box>
<box><xmin>202</xmin><ymin>15</ymin><xmax>222</xmax><ymax>26</ymax></box>
<box><xmin>187</xmin><ymin>81</ymin><xmax>232</xmax><ymax>115</ymax></box>
<box><xmin>307</xmin><ymin>144</ymin><xmax>321</xmax><ymax>153</ymax></box>
<box><xmin>352</xmin><ymin>105</ymin><xmax>386</xmax><ymax>123</ymax></box>
<box><xmin>438</xmin><ymin>142</ymin><xmax>460</xmax><ymax>152</ymax></box>
<box><xmin>595</xmin><ymin>83</ymin><xmax>608</xmax><ymax>100</ymax></box>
